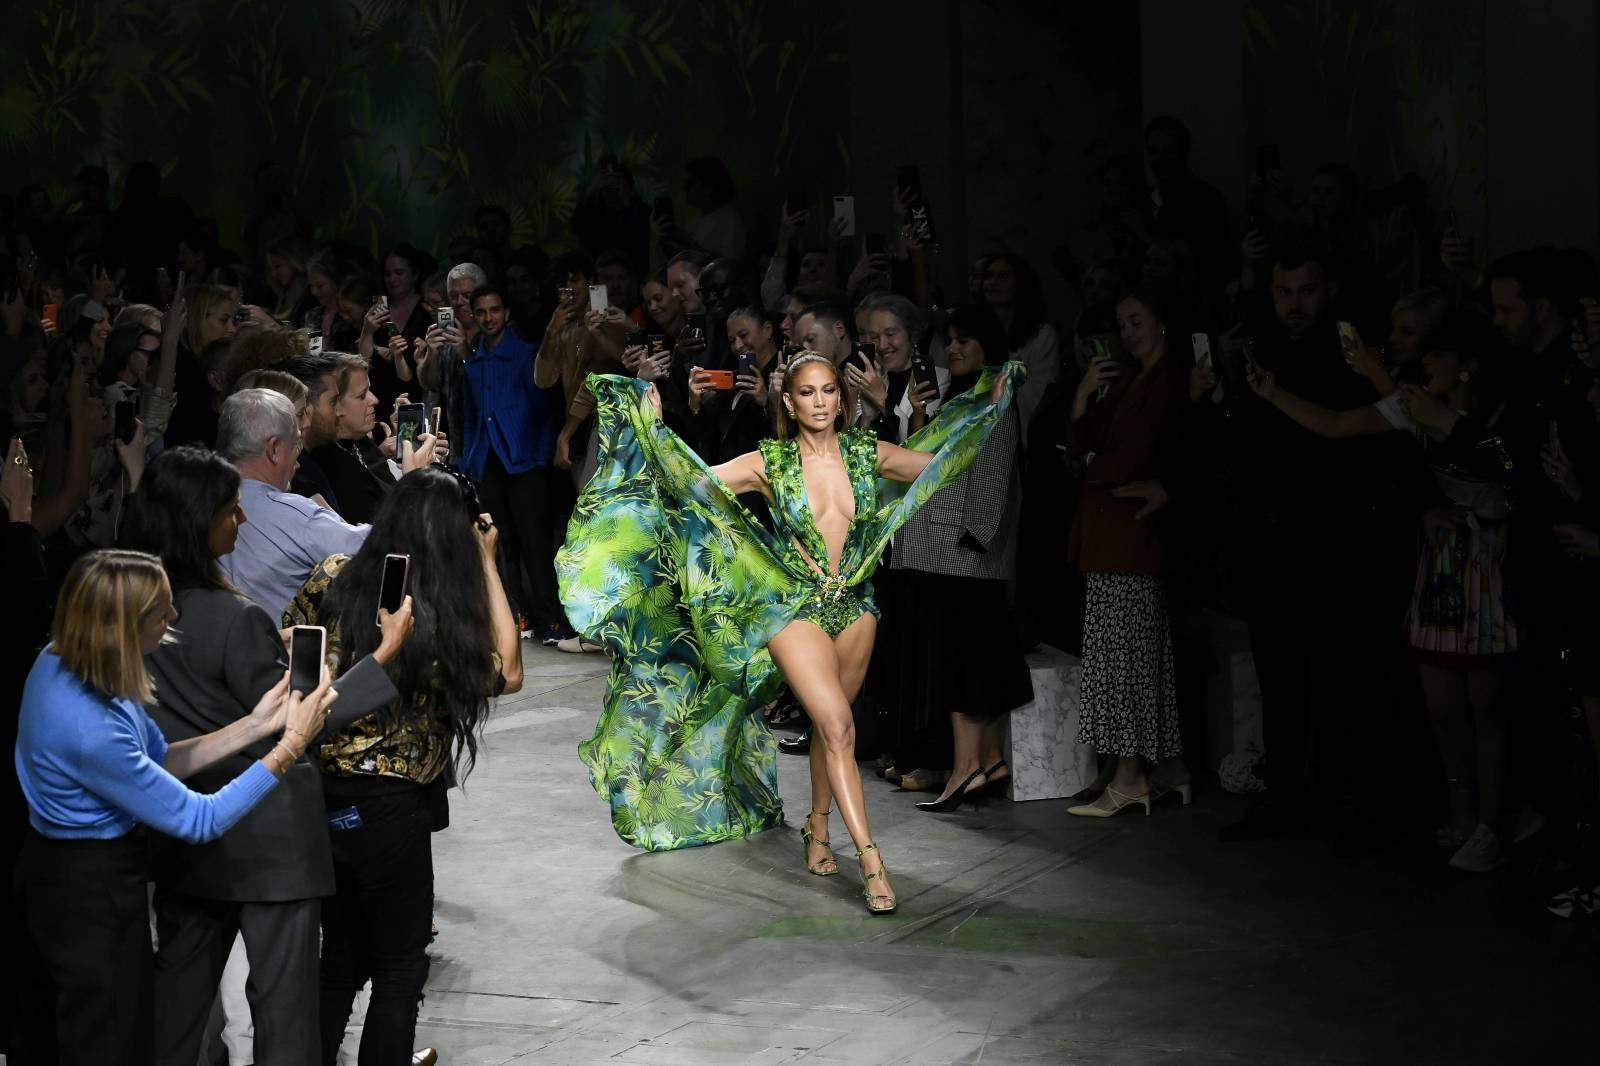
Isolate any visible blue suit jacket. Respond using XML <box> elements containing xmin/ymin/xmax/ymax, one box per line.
<box><xmin>460</xmin><ymin>325</ymin><xmax>562</xmax><ymax>479</ymax></box>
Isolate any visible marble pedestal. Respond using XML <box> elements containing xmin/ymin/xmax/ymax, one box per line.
<box><xmin>1004</xmin><ymin>644</ymin><xmax>1097</xmax><ymax>802</ymax></box>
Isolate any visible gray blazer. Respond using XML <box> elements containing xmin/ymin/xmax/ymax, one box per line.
<box><xmin>145</xmin><ymin>586</ymin><xmax>399</xmax><ymax>902</ymax></box>
<box><xmin>891</xmin><ymin>406</ymin><xmax>1021</xmax><ymax>581</ymax></box>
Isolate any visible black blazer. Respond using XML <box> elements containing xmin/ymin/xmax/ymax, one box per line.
<box><xmin>145</xmin><ymin>586</ymin><xmax>399</xmax><ymax>902</ymax></box>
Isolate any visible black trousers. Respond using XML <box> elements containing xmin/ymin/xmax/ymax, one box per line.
<box><xmin>153</xmin><ymin>890</ymin><xmax>321</xmax><ymax>1066</ymax></box>
<box><xmin>1240</xmin><ymin>514</ymin><xmax>1396</xmax><ymax>807</ymax></box>
<box><xmin>478</xmin><ymin>452</ymin><xmax>563</xmax><ymax>630</ymax></box>
<box><xmin>320</xmin><ymin>789</ymin><xmax>434</xmax><ymax>1066</ymax></box>
<box><xmin>11</xmin><ymin>829</ymin><xmax>153</xmax><ymax>1066</ymax></box>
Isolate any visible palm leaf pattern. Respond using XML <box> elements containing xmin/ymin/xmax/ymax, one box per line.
<box><xmin>557</xmin><ymin>366</ymin><xmax>1021</xmax><ymax>850</ymax></box>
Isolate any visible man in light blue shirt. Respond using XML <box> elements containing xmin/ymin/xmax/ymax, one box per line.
<box><xmin>216</xmin><ymin>389</ymin><xmax>369</xmax><ymax>622</ymax></box>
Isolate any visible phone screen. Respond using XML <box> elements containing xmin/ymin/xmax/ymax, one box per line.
<box><xmin>1190</xmin><ymin>332</ymin><xmax>1212</xmax><ymax>364</ymax></box>
<box><xmin>378</xmin><ymin>554</ymin><xmax>410</xmax><ymax>619</ymax></box>
<box><xmin>114</xmin><ymin>400</ymin><xmax>136</xmax><ymax>444</ymax></box>
<box><xmin>832</xmin><ymin>195</ymin><xmax>857</xmax><ymax>237</ymax></box>
<box><xmin>736</xmin><ymin>351</ymin><xmax>758</xmax><ymax>380</ymax></box>
<box><xmin>394</xmin><ymin>403</ymin><xmax>427</xmax><ymax>447</ymax></box>
<box><xmin>436</xmin><ymin>306</ymin><xmax>454</xmax><ymax>330</ymax></box>
<box><xmin>589</xmin><ymin>284</ymin><xmax>609</xmax><ymax>313</ymax></box>
<box><xmin>289</xmin><ymin>626</ymin><xmax>325</xmax><ymax>696</ymax></box>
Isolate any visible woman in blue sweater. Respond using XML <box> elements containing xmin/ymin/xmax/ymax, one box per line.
<box><xmin>11</xmin><ymin>549</ymin><xmax>336</xmax><ymax>1066</ymax></box>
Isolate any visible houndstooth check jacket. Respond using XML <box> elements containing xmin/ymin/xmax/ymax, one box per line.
<box><xmin>890</xmin><ymin>405</ymin><xmax>1021</xmax><ymax>581</ymax></box>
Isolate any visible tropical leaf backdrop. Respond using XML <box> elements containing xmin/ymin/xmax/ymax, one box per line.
<box><xmin>1241</xmin><ymin>0</ymin><xmax>1487</xmax><ymax>293</ymax></box>
<box><xmin>0</xmin><ymin>0</ymin><xmax>849</xmax><ymax>261</ymax></box>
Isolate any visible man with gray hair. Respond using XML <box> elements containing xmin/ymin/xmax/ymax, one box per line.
<box><xmin>417</xmin><ymin>262</ymin><xmax>487</xmax><ymax>441</ymax></box>
<box><xmin>217</xmin><ymin>388</ymin><xmax>369</xmax><ymax>621</ymax></box>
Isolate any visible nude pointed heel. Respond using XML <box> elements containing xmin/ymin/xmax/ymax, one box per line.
<box><xmin>1067</xmin><ymin>785</ymin><xmax>1151</xmax><ymax>818</ymax></box>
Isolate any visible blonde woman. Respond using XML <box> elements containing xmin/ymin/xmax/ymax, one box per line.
<box><xmin>12</xmin><ymin>550</ymin><xmax>335</xmax><ymax>1066</ymax></box>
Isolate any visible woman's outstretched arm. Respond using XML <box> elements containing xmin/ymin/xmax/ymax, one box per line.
<box><xmin>710</xmin><ymin>451</ymin><xmax>770</xmax><ymax>499</ymax></box>
<box><xmin>875</xmin><ymin>441</ymin><xmax>935</xmax><ymax>483</ymax></box>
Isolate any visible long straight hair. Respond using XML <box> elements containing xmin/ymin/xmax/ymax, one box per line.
<box><xmin>322</xmin><ymin>467</ymin><xmax>498</xmax><ymax>777</ymax></box>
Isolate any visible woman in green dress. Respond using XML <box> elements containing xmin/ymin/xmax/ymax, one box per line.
<box><xmin>557</xmin><ymin>351</ymin><xmax>1015</xmax><ymax>914</ymax></box>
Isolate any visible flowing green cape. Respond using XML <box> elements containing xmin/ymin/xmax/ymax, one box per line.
<box><xmin>556</xmin><ymin>365</ymin><xmax>1021</xmax><ymax>850</ymax></box>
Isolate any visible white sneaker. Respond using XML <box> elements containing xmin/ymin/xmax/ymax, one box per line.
<box><xmin>556</xmin><ymin>635</ymin><xmax>603</xmax><ymax>654</ymax></box>
<box><xmin>1547</xmin><ymin>882</ymin><xmax>1600</xmax><ymax>920</ymax></box>
<box><xmin>1448</xmin><ymin>824</ymin><xmax>1508</xmax><ymax>873</ymax></box>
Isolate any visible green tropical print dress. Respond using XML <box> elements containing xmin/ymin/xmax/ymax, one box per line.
<box><xmin>556</xmin><ymin>364</ymin><xmax>1022</xmax><ymax>850</ymax></box>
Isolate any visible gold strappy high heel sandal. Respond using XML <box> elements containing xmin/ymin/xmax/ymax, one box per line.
<box><xmin>857</xmin><ymin>843</ymin><xmax>897</xmax><ymax>914</ymax></box>
<box><xmin>801</xmin><ymin>809</ymin><xmax>839</xmax><ymax>876</ymax></box>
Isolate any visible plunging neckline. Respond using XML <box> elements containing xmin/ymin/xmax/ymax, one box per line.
<box><xmin>794</xmin><ymin>435</ymin><xmax>857</xmax><ymax>577</ymax></box>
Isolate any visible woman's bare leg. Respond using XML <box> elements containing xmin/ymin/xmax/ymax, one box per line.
<box><xmin>805</xmin><ymin>735</ymin><xmax>837</xmax><ymax>873</ymax></box>
<box><xmin>1419</xmin><ymin>664</ymin><xmax>1475</xmax><ymax>838</ymax></box>
<box><xmin>929</xmin><ymin>713</ymin><xmax>987</xmax><ymax>804</ymax></box>
<box><xmin>770</xmin><ymin>614</ymin><xmax>893</xmax><ymax>900</ymax></box>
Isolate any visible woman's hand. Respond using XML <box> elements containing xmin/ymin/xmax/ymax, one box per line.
<box><xmin>687</xmin><ymin>368</ymin><xmax>711</xmax><ymax>414</ymax></box>
<box><xmin>736</xmin><ymin>360</ymin><xmax>768</xmax><ymax>406</ymax></box>
<box><xmin>1244</xmin><ymin>360</ymin><xmax>1276</xmax><ymax>401</ymax></box>
<box><xmin>989</xmin><ymin>366</ymin><xmax>1010</xmax><ymax>405</ymax></box>
<box><xmin>375</xmin><ymin>595</ymin><xmax>415</xmax><ymax>664</ymax></box>
<box><xmin>164</xmin><ymin>290</ymin><xmax>189</xmax><ymax>334</ymax></box>
<box><xmin>768</xmin><ymin>354</ymin><xmax>787</xmax><ymax>400</ymax></box>
<box><xmin>400</xmin><ymin>432</ymin><xmax>439</xmax><ymax>472</ymax></box>
<box><xmin>621</xmin><ymin>343</ymin><xmax>645</xmax><ymax>373</ymax></box>
<box><xmin>636</xmin><ymin>349</ymin><xmax>671</xmax><ymax>382</ymax></box>
<box><xmin>583</xmin><ymin>309</ymin><xmax>610</xmax><ymax>337</ymax></box>
<box><xmin>776</xmin><ymin>206</ymin><xmax>808</xmax><ymax>252</ymax></box>
<box><xmin>1078</xmin><ymin>356</ymin><xmax>1120</xmax><ymax>400</ymax></box>
<box><xmin>281</xmin><ymin>673</ymin><xmax>339</xmax><ymax>752</ymax></box>
<box><xmin>845</xmin><ymin>358</ymin><xmax>888</xmax><ymax>413</ymax></box>
<box><xmin>1542</xmin><ymin>438</ymin><xmax>1584</xmax><ymax>502</ymax></box>
<box><xmin>2</xmin><ymin>437</ymin><xmax>34</xmax><ymax>525</ymax></box>
<box><xmin>846</xmin><ymin>252</ymin><xmax>892</xmax><ymax>295</ymax></box>
<box><xmin>1554</xmin><ymin>522</ymin><xmax>1600</xmax><ymax>558</ymax></box>
<box><xmin>243</xmin><ymin>304</ymin><xmax>275</xmax><ymax>328</ymax></box>
<box><xmin>247</xmin><ymin>674</ymin><xmax>292</xmax><ymax>741</ymax></box>
<box><xmin>1340</xmin><ymin>326</ymin><xmax>1384</xmax><ymax>383</ymax></box>
<box><xmin>114</xmin><ymin>419</ymin><xmax>147</xmax><ymax>487</ymax></box>
<box><xmin>553</xmin><ymin>432</ymin><xmax>573</xmax><ymax>469</ymax></box>
<box><xmin>474</xmin><ymin>513</ymin><xmax>500</xmax><ymax>562</ymax></box>
<box><xmin>1189</xmin><ymin>353</ymin><xmax>1218</xmax><ymax>403</ymax></box>
<box><xmin>364</xmin><ymin>301</ymin><xmax>392</xmax><ymax>338</ymax></box>
<box><xmin>1110</xmin><ymin>478</ymin><xmax>1170</xmax><ymax>520</ymax></box>
<box><xmin>909</xmin><ymin>378</ymin><xmax>938</xmax><ymax>415</ymax></box>
<box><xmin>646</xmin><ymin>383</ymin><xmax>663</xmax><ymax>419</ymax></box>
<box><xmin>1396</xmin><ymin>384</ymin><xmax>1455</xmax><ymax>434</ymax></box>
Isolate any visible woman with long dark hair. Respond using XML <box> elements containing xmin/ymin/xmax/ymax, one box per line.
<box><xmin>12</xmin><ymin>549</ymin><xmax>334</xmax><ymax>1066</ymax></box>
<box><xmin>979</xmin><ymin>252</ymin><xmax>1060</xmax><ymax>443</ymax></box>
<box><xmin>121</xmin><ymin>446</ymin><xmax>411</xmax><ymax>1066</ymax></box>
<box><xmin>283</xmin><ymin>466</ymin><xmax>522</xmax><ymax>1065</ymax></box>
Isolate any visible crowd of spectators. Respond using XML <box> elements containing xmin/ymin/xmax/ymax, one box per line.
<box><xmin>3</xmin><ymin>114</ymin><xmax>1600</xmax><ymax>1061</ymax></box>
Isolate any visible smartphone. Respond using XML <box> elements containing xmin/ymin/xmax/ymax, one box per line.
<box><xmin>376</xmin><ymin>553</ymin><xmax>411</xmax><ymax>625</ymax></box>
<box><xmin>897</xmin><ymin>166</ymin><xmax>936</xmax><ymax>244</ymax></box>
<box><xmin>436</xmin><ymin>306</ymin><xmax>454</xmax><ymax>330</ymax></box>
<box><xmin>1190</xmin><ymin>332</ymin><xmax>1212</xmax><ymax>364</ymax></box>
<box><xmin>785</xmin><ymin>190</ymin><xmax>807</xmax><ymax>216</ymax></box>
<box><xmin>864</xmin><ymin>233</ymin><xmax>886</xmax><ymax>257</ymax></box>
<box><xmin>1090</xmin><ymin>336</ymin><xmax>1116</xmax><ymax>400</ymax></box>
<box><xmin>394</xmin><ymin>402</ymin><xmax>428</xmax><ymax>447</ymax></box>
<box><xmin>589</xmin><ymin>284</ymin><xmax>609</xmax><ymax>313</ymax></box>
<box><xmin>627</xmin><ymin>329</ymin><xmax>648</xmax><ymax>349</ymax></box>
<box><xmin>1336</xmin><ymin>320</ymin><xmax>1359</xmax><ymax>356</ymax></box>
<box><xmin>1255</xmin><ymin>144</ymin><xmax>1281</xmax><ymax>177</ymax></box>
<box><xmin>113</xmin><ymin>399</ymin><xmax>136</xmax><ymax>445</ymax></box>
<box><xmin>651</xmin><ymin>195</ymin><xmax>674</xmax><ymax>225</ymax></box>
<box><xmin>910</xmin><ymin>350</ymin><xmax>938</xmax><ymax>398</ymax></box>
<box><xmin>289</xmin><ymin>625</ymin><xmax>326</xmax><ymax>697</ymax></box>
<box><xmin>558</xmin><ymin>286</ymin><xmax>576</xmax><ymax>307</ymax></box>
<box><xmin>176</xmin><ymin>270</ymin><xmax>188</xmax><ymax>294</ymax></box>
<box><xmin>832</xmin><ymin>195</ymin><xmax>857</xmax><ymax>238</ymax></box>
<box><xmin>685</xmin><ymin>312</ymin><xmax>707</xmax><ymax>341</ymax></box>
<box><xmin>736</xmin><ymin>350</ymin><xmax>758</xmax><ymax>382</ymax></box>
<box><xmin>696</xmin><ymin>368</ymin><xmax>735</xmax><ymax>391</ymax></box>
<box><xmin>647</xmin><ymin>334</ymin><xmax>669</xmax><ymax>357</ymax></box>
<box><xmin>855</xmin><ymin>340</ymin><xmax>876</xmax><ymax>366</ymax></box>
